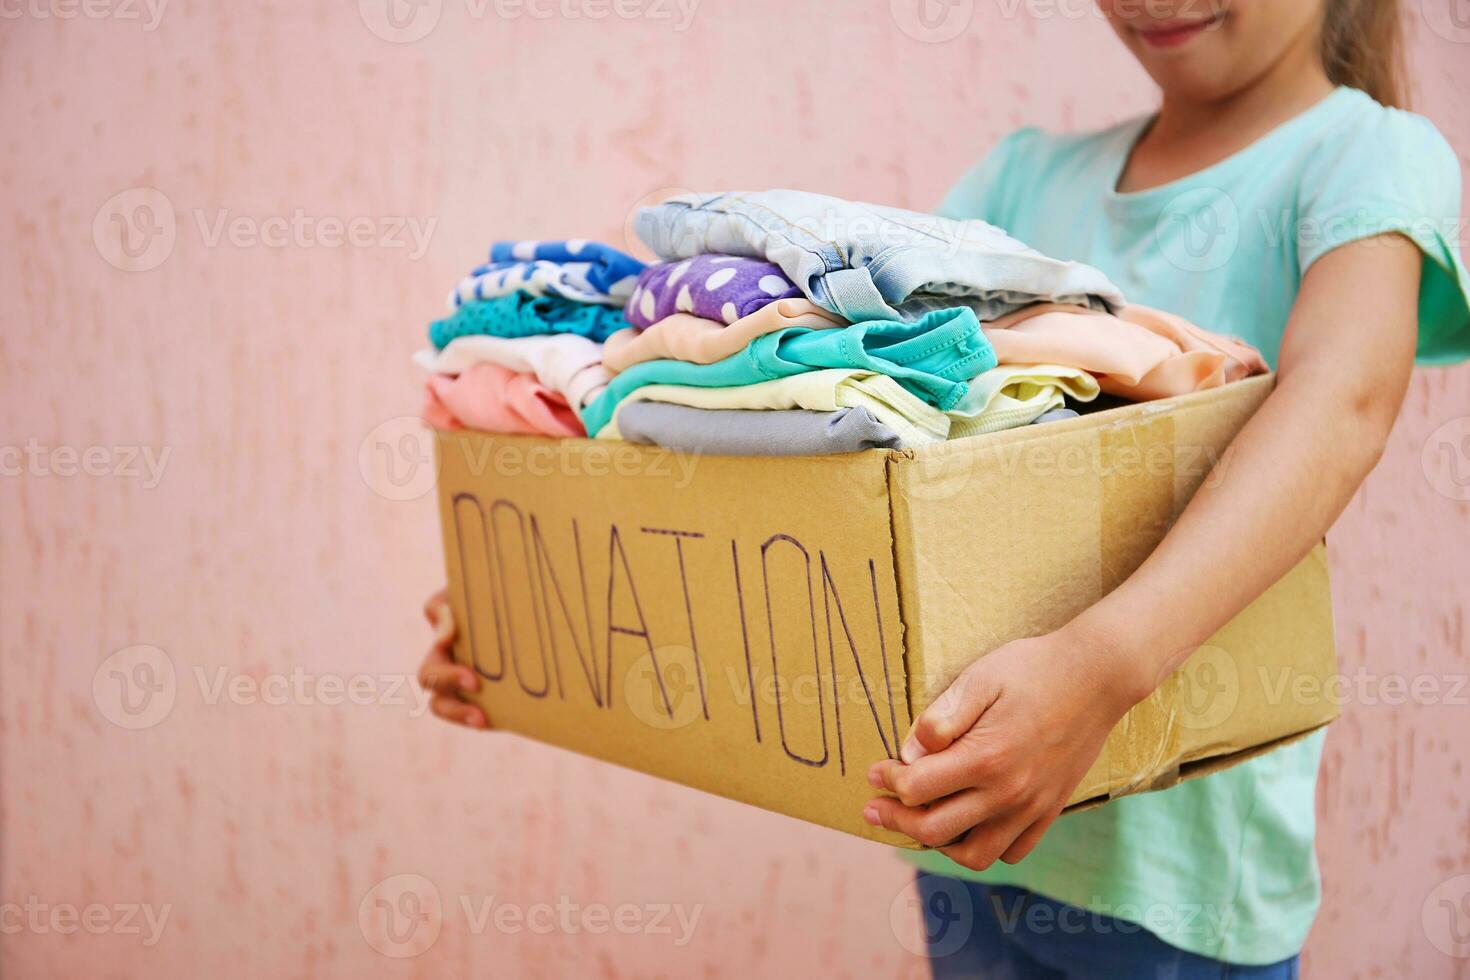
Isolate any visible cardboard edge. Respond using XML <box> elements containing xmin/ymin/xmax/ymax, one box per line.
<box><xmin>876</xmin><ymin>452</ymin><xmax>917</xmax><ymax>778</ymax></box>
<box><xmin>486</xmin><ymin>728</ymin><xmax>934</xmax><ymax>848</ymax></box>
<box><xmin>882</xmin><ymin>453</ymin><xmax>925</xmax><ymax>726</ymax></box>
<box><xmin>902</xmin><ymin>374</ymin><xmax>1278</xmax><ymax>462</ymax></box>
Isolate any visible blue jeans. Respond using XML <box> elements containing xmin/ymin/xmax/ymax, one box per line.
<box><xmin>634</xmin><ymin>190</ymin><xmax>1126</xmax><ymax>323</ymax></box>
<box><xmin>915</xmin><ymin>873</ymin><xmax>1300</xmax><ymax>979</ymax></box>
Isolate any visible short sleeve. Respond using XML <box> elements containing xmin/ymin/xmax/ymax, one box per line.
<box><xmin>1297</xmin><ymin>109</ymin><xmax>1470</xmax><ymax>365</ymax></box>
<box><xmin>938</xmin><ymin>127</ymin><xmax>1041</xmax><ymax>226</ymax></box>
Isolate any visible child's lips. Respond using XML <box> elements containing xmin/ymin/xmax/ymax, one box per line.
<box><xmin>1134</xmin><ymin>13</ymin><xmax>1225</xmax><ymax>49</ymax></box>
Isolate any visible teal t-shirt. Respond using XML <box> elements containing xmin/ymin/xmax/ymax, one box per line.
<box><xmin>905</xmin><ymin>86</ymin><xmax>1470</xmax><ymax>966</ymax></box>
<box><xmin>582</xmin><ymin>307</ymin><xmax>994</xmax><ymax>435</ymax></box>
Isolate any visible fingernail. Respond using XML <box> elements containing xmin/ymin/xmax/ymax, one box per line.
<box><xmin>459</xmin><ymin>676</ymin><xmax>478</xmax><ymax>693</ymax></box>
<box><xmin>862</xmin><ymin>804</ymin><xmax>881</xmax><ymax>826</ymax></box>
<box><xmin>900</xmin><ymin>735</ymin><xmax>928</xmax><ymax>764</ymax></box>
<box><xmin>867</xmin><ymin>769</ymin><xmax>884</xmax><ymax>789</ymax></box>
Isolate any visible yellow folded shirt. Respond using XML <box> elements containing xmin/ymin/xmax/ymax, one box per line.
<box><xmin>597</xmin><ymin>368</ymin><xmax>951</xmax><ymax>447</ymax></box>
<box><xmin>947</xmin><ymin>363</ymin><xmax>1100</xmax><ymax>440</ymax></box>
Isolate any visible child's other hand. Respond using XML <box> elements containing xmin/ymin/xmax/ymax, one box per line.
<box><xmin>418</xmin><ymin>588</ymin><xmax>489</xmax><ymax>729</ymax></box>
<box><xmin>863</xmin><ymin>622</ymin><xmax>1144</xmax><ymax>869</ymax></box>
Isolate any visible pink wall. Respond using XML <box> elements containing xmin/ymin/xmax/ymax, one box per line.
<box><xmin>2</xmin><ymin>2</ymin><xmax>1467</xmax><ymax>976</ymax></box>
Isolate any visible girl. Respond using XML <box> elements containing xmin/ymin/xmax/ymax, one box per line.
<box><xmin>420</xmin><ymin>0</ymin><xmax>1470</xmax><ymax>973</ymax></box>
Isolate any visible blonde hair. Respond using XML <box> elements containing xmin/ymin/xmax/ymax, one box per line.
<box><xmin>1321</xmin><ymin>0</ymin><xmax>1408</xmax><ymax>107</ymax></box>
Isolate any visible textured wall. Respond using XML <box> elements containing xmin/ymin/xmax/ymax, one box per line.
<box><xmin>1</xmin><ymin>1</ymin><xmax>1467</xmax><ymax>976</ymax></box>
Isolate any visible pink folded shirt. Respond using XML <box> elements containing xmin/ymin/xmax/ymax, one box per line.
<box><xmin>602</xmin><ymin>298</ymin><xmax>847</xmax><ymax>374</ymax></box>
<box><xmin>982</xmin><ymin>303</ymin><xmax>1269</xmax><ymax>401</ymax></box>
<box><xmin>422</xmin><ymin>361</ymin><xmax>584</xmax><ymax>437</ymax></box>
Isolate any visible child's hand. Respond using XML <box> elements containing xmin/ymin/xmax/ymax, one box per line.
<box><xmin>863</xmin><ymin>623</ymin><xmax>1144</xmax><ymax>868</ymax></box>
<box><xmin>418</xmin><ymin>588</ymin><xmax>489</xmax><ymax>729</ymax></box>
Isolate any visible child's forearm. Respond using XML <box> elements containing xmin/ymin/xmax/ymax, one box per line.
<box><xmin>1071</xmin><ymin>237</ymin><xmax>1421</xmax><ymax>701</ymax></box>
<box><xmin>1073</xmin><ymin>371</ymin><xmax>1397</xmax><ymax>698</ymax></box>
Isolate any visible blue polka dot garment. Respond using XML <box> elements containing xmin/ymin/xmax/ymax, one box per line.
<box><xmin>448</xmin><ymin>239</ymin><xmax>647</xmax><ymax>309</ymax></box>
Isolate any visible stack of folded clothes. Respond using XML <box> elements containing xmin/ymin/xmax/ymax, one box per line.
<box><xmin>419</xmin><ymin>240</ymin><xmax>642</xmax><ymax>436</ymax></box>
<box><xmin>417</xmin><ymin>191</ymin><xmax>1268</xmax><ymax>456</ymax></box>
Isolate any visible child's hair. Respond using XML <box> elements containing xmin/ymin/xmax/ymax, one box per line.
<box><xmin>1321</xmin><ymin>0</ymin><xmax>1407</xmax><ymax>108</ymax></box>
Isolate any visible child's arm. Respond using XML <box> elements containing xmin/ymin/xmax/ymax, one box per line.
<box><xmin>864</xmin><ymin>234</ymin><xmax>1422</xmax><ymax>869</ymax></box>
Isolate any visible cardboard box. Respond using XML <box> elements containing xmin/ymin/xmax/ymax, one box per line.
<box><xmin>435</xmin><ymin>374</ymin><xmax>1338</xmax><ymax>848</ymax></box>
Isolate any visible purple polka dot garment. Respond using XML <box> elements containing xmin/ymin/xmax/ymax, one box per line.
<box><xmin>624</xmin><ymin>254</ymin><xmax>802</xmax><ymax>329</ymax></box>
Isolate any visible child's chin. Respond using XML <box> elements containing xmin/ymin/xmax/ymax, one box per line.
<box><xmin>1140</xmin><ymin>55</ymin><xmax>1242</xmax><ymax>103</ymax></box>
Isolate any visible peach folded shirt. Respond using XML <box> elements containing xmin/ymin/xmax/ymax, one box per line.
<box><xmin>602</xmin><ymin>298</ymin><xmax>847</xmax><ymax>374</ymax></box>
<box><xmin>422</xmin><ymin>361</ymin><xmax>583</xmax><ymax>437</ymax></box>
<box><xmin>983</xmin><ymin>303</ymin><xmax>1269</xmax><ymax>401</ymax></box>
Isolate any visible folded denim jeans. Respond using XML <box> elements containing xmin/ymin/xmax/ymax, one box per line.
<box><xmin>581</xmin><ymin>306</ymin><xmax>995</xmax><ymax>437</ymax></box>
<box><xmin>635</xmin><ymin>190</ymin><xmax>1126</xmax><ymax>323</ymax></box>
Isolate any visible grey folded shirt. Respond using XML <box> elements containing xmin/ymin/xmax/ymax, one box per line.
<box><xmin>1031</xmin><ymin>408</ymin><xmax>1080</xmax><ymax>425</ymax></box>
<box><xmin>616</xmin><ymin>402</ymin><xmax>905</xmax><ymax>456</ymax></box>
